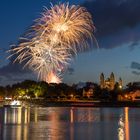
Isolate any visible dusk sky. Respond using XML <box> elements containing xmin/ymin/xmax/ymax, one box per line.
<box><xmin>0</xmin><ymin>0</ymin><xmax>140</xmax><ymax>86</ymax></box>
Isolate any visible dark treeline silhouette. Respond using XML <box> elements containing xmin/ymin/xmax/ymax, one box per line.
<box><xmin>0</xmin><ymin>80</ymin><xmax>76</xmax><ymax>100</ymax></box>
<box><xmin>0</xmin><ymin>80</ymin><xmax>140</xmax><ymax>101</ymax></box>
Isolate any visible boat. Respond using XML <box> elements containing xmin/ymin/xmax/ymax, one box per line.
<box><xmin>4</xmin><ymin>100</ymin><xmax>22</xmax><ymax>107</ymax></box>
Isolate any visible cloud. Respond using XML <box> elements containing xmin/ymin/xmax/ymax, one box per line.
<box><xmin>128</xmin><ymin>42</ymin><xmax>139</xmax><ymax>51</ymax></box>
<box><xmin>1</xmin><ymin>0</ymin><xmax>140</xmax><ymax>85</ymax></box>
<box><xmin>82</xmin><ymin>0</ymin><xmax>140</xmax><ymax>48</ymax></box>
<box><xmin>132</xmin><ymin>71</ymin><xmax>140</xmax><ymax>76</ymax></box>
<box><xmin>130</xmin><ymin>62</ymin><xmax>140</xmax><ymax>76</ymax></box>
<box><xmin>131</xmin><ymin>62</ymin><xmax>140</xmax><ymax>70</ymax></box>
<box><xmin>67</xmin><ymin>67</ymin><xmax>75</xmax><ymax>75</ymax></box>
<box><xmin>0</xmin><ymin>62</ymin><xmax>35</xmax><ymax>86</ymax></box>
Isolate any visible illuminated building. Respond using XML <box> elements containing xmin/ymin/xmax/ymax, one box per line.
<box><xmin>82</xmin><ymin>82</ymin><xmax>95</xmax><ymax>98</ymax></box>
<box><xmin>100</xmin><ymin>72</ymin><xmax>123</xmax><ymax>90</ymax></box>
<box><xmin>119</xmin><ymin>90</ymin><xmax>140</xmax><ymax>101</ymax></box>
<box><xmin>83</xmin><ymin>88</ymin><xmax>94</xmax><ymax>98</ymax></box>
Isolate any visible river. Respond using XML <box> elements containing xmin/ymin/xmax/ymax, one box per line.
<box><xmin>0</xmin><ymin>107</ymin><xmax>140</xmax><ymax>140</ymax></box>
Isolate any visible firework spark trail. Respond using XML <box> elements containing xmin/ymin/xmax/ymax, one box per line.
<box><xmin>26</xmin><ymin>40</ymin><xmax>71</xmax><ymax>81</ymax></box>
<box><xmin>8</xmin><ymin>3</ymin><xmax>96</xmax><ymax>83</ymax></box>
<box><xmin>36</xmin><ymin>3</ymin><xmax>95</xmax><ymax>51</ymax></box>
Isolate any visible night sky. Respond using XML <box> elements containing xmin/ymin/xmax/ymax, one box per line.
<box><xmin>0</xmin><ymin>0</ymin><xmax>140</xmax><ymax>86</ymax></box>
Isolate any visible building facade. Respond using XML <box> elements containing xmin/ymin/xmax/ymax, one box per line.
<box><xmin>100</xmin><ymin>72</ymin><xmax>122</xmax><ymax>90</ymax></box>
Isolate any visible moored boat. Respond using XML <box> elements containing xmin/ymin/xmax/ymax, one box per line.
<box><xmin>4</xmin><ymin>100</ymin><xmax>22</xmax><ymax>107</ymax></box>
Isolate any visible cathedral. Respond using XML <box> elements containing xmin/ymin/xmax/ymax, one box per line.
<box><xmin>100</xmin><ymin>72</ymin><xmax>122</xmax><ymax>90</ymax></box>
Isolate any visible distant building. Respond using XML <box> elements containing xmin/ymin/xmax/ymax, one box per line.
<box><xmin>82</xmin><ymin>82</ymin><xmax>95</xmax><ymax>98</ymax></box>
<box><xmin>118</xmin><ymin>90</ymin><xmax>140</xmax><ymax>101</ymax></box>
<box><xmin>100</xmin><ymin>72</ymin><xmax>122</xmax><ymax>90</ymax></box>
<box><xmin>83</xmin><ymin>88</ymin><xmax>93</xmax><ymax>98</ymax></box>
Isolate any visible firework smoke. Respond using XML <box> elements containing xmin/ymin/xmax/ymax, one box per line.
<box><xmin>9</xmin><ymin>3</ymin><xmax>96</xmax><ymax>83</ymax></box>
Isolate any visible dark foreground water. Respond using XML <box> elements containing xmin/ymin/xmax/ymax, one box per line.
<box><xmin>0</xmin><ymin>107</ymin><xmax>140</xmax><ymax>140</ymax></box>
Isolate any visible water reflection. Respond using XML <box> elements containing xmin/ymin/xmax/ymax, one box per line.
<box><xmin>3</xmin><ymin>107</ymin><xmax>30</xmax><ymax>124</ymax></box>
<box><xmin>117</xmin><ymin>107</ymin><xmax>130</xmax><ymax>140</ymax></box>
<box><xmin>125</xmin><ymin>107</ymin><xmax>130</xmax><ymax>140</ymax></box>
<box><xmin>70</xmin><ymin>108</ymin><xmax>74</xmax><ymax>123</ymax></box>
<box><xmin>118</xmin><ymin>113</ymin><xmax>125</xmax><ymax>140</ymax></box>
<box><xmin>0</xmin><ymin>107</ymin><xmax>140</xmax><ymax>140</ymax></box>
<box><xmin>1</xmin><ymin>107</ymin><xmax>30</xmax><ymax>140</ymax></box>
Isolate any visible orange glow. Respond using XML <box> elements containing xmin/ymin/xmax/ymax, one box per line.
<box><xmin>9</xmin><ymin>3</ymin><xmax>96</xmax><ymax>83</ymax></box>
<box><xmin>125</xmin><ymin>107</ymin><xmax>130</xmax><ymax>140</ymax></box>
<box><xmin>70</xmin><ymin>108</ymin><xmax>74</xmax><ymax>140</ymax></box>
<box><xmin>70</xmin><ymin>108</ymin><xmax>74</xmax><ymax>123</ymax></box>
<box><xmin>47</xmin><ymin>71</ymin><xmax>61</xmax><ymax>83</ymax></box>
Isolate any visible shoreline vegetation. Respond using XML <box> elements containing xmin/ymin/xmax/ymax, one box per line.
<box><xmin>0</xmin><ymin>80</ymin><xmax>140</xmax><ymax>107</ymax></box>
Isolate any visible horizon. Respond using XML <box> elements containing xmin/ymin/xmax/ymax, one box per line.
<box><xmin>1</xmin><ymin>74</ymin><xmax>140</xmax><ymax>88</ymax></box>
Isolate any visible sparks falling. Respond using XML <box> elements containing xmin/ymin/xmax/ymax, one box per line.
<box><xmin>9</xmin><ymin>3</ymin><xmax>96</xmax><ymax>83</ymax></box>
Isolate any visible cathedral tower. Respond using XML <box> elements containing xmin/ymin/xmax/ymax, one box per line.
<box><xmin>100</xmin><ymin>73</ymin><xmax>105</xmax><ymax>89</ymax></box>
<box><xmin>119</xmin><ymin>77</ymin><xmax>123</xmax><ymax>88</ymax></box>
<box><xmin>110</xmin><ymin>72</ymin><xmax>115</xmax><ymax>90</ymax></box>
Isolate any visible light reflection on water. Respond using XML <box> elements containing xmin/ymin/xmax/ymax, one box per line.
<box><xmin>0</xmin><ymin>107</ymin><xmax>140</xmax><ymax>140</ymax></box>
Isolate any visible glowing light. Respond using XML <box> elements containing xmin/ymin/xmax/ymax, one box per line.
<box><xmin>70</xmin><ymin>108</ymin><xmax>74</xmax><ymax>123</ymax></box>
<box><xmin>47</xmin><ymin>71</ymin><xmax>62</xmax><ymax>83</ymax></box>
<box><xmin>118</xmin><ymin>114</ymin><xmax>125</xmax><ymax>140</ymax></box>
<box><xmin>125</xmin><ymin>107</ymin><xmax>130</xmax><ymax>140</ymax></box>
<box><xmin>118</xmin><ymin>108</ymin><xmax>130</xmax><ymax>140</ymax></box>
<box><xmin>8</xmin><ymin>3</ymin><xmax>96</xmax><ymax>83</ymax></box>
<box><xmin>119</xmin><ymin>85</ymin><xmax>122</xmax><ymax>89</ymax></box>
<box><xmin>10</xmin><ymin>100</ymin><xmax>21</xmax><ymax>106</ymax></box>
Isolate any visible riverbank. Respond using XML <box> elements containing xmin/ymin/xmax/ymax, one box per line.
<box><xmin>22</xmin><ymin>99</ymin><xmax>140</xmax><ymax>107</ymax></box>
<box><xmin>1</xmin><ymin>99</ymin><xmax>140</xmax><ymax>107</ymax></box>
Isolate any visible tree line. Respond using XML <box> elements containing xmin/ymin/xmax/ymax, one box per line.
<box><xmin>0</xmin><ymin>80</ymin><xmax>139</xmax><ymax>101</ymax></box>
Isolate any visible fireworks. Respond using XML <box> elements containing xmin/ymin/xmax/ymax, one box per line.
<box><xmin>9</xmin><ymin>3</ymin><xmax>96</xmax><ymax>83</ymax></box>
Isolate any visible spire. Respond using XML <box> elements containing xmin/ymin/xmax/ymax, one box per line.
<box><xmin>110</xmin><ymin>72</ymin><xmax>115</xmax><ymax>90</ymax></box>
<box><xmin>100</xmin><ymin>73</ymin><xmax>105</xmax><ymax>89</ymax></box>
<box><xmin>119</xmin><ymin>77</ymin><xmax>123</xmax><ymax>88</ymax></box>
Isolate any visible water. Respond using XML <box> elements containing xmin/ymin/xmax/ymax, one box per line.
<box><xmin>0</xmin><ymin>107</ymin><xmax>140</xmax><ymax>140</ymax></box>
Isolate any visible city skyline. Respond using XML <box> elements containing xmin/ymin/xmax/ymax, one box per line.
<box><xmin>0</xmin><ymin>0</ymin><xmax>140</xmax><ymax>85</ymax></box>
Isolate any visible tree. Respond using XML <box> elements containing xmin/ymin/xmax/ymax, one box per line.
<box><xmin>15</xmin><ymin>87</ymin><xmax>27</xmax><ymax>97</ymax></box>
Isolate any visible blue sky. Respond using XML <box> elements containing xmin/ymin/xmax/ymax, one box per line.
<box><xmin>0</xmin><ymin>0</ymin><xmax>140</xmax><ymax>86</ymax></box>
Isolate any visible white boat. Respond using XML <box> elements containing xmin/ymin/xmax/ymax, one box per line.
<box><xmin>4</xmin><ymin>100</ymin><xmax>22</xmax><ymax>107</ymax></box>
